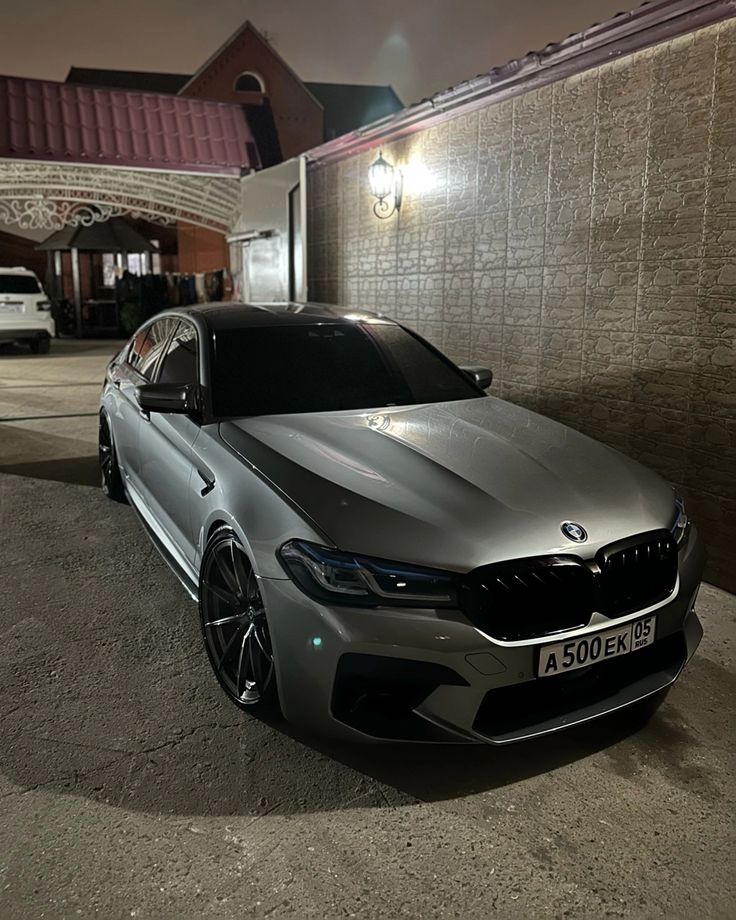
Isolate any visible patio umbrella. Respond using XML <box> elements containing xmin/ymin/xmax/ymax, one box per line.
<box><xmin>36</xmin><ymin>217</ymin><xmax>158</xmax><ymax>336</ymax></box>
<box><xmin>36</xmin><ymin>217</ymin><xmax>157</xmax><ymax>252</ymax></box>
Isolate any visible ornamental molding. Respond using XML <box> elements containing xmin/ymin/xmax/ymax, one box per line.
<box><xmin>0</xmin><ymin>160</ymin><xmax>242</xmax><ymax>232</ymax></box>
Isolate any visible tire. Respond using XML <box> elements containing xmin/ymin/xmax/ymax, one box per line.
<box><xmin>28</xmin><ymin>337</ymin><xmax>50</xmax><ymax>354</ymax></box>
<box><xmin>98</xmin><ymin>411</ymin><xmax>127</xmax><ymax>503</ymax></box>
<box><xmin>199</xmin><ymin>527</ymin><xmax>279</xmax><ymax>714</ymax></box>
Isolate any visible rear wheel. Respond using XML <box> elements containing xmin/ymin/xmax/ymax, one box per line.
<box><xmin>200</xmin><ymin>528</ymin><xmax>279</xmax><ymax>713</ymax></box>
<box><xmin>98</xmin><ymin>411</ymin><xmax>127</xmax><ymax>503</ymax></box>
<box><xmin>29</xmin><ymin>337</ymin><xmax>50</xmax><ymax>354</ymax></box>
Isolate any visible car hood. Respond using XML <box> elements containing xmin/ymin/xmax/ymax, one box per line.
<box><xmin>220</xmin><ymin>397</ymin><xmax>675</xmax><ymax>572</ymax></box>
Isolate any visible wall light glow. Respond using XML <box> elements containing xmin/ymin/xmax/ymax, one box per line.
<box><xmin>400</xmin><ymin>158</ymin><xmax>436</xmax><ymax>197</ymax></box>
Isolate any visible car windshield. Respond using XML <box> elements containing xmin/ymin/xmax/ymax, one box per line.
<box><xmin>212</xmin><ymin>322</ymin><xmax>482</xmax><ymax>417</ymax></box>
<box><xmin>0</xmin><ymin>274</ymin><xmax>42</xmax><ymax>294</ymax></box>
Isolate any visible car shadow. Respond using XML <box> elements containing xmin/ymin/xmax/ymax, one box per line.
<box><xmin>0</xmin><ymin>423</ymin><xmax>99</xmax><ymax>487</ymax></box>
<box><xmin>1</xmin><ymin>669</ymin><xmax>694</xmax><ymax>819</ymax></box>
<box><xmin>275</xmin><ymin>696</ymin><xmax>671</xmax><ymax>804</ymax></box>
<box><xmin>0</xmin><ymin>455</ymin><xmax>99</xmax><ymax>487</ymax></box>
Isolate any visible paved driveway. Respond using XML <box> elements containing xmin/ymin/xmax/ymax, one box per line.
<box><xmin>1</xmin><ymin>340</ymin><xmax>734</xmax><ymax>920</ymax></box>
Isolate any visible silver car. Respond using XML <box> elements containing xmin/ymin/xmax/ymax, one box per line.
<box><xmin>99</xmin><ymin>302</ymin><xmax>705</xmax><ymax>743</ymax></box>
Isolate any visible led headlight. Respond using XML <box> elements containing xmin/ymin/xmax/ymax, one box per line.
<box><xmin>278</xmin><ymin>540</ymin><xmax>458</xmax><ymax>608</ymax></box>
<box><xmin>671</xmin><ymin>496</ymin><xmax>689</xmax><ymax>547</ymax></box>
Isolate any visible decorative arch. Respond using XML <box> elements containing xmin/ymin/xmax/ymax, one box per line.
<box><xmin>234</xmin><ymin>71</ymin><xmax>266</xmax><ymax>93</ymax></box>
<box><xmin>0</xmin><ymin>160</ymin><xmax>242</xmax><ymax>233</ymax></box>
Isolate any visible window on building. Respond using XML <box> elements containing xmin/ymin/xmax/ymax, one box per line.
<box><xmin>122</xmin><ymin>242</ymin><xmax>160</xmax><ymax>277</ymax></box>
<box><xmin>234</xmin><ymin>72</ymin><xmax>265</xmax><ymax>93</ymax></box>
<box><xmin>102</xmin><ymin>253</ymin><xmax>116</xmax><ymax>287</ymax></box>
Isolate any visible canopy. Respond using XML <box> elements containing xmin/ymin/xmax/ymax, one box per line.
<box><xmin>36</xmin><ymin>217</ymin><xmax>157</xmax><ymax>252</ymax></box>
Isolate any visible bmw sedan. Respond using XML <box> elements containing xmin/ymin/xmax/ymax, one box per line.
<box><xmin>99</xmin><ymin>302</ymin><xmax>705</xmax><ymax>743</ymax></box>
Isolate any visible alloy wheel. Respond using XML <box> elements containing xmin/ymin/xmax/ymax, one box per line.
<box><xmin>98</xmin><ymin>411</ymin><xmax>126</xmax><ymax>502</ymax></box>
<box><xmin>99</xmin><ymin>413</ymin><xmax>114</xmax><ymax>491</ymax></box>
<box><xmin>201</xmin><ymin>534</ymin><xmax>276</xmax><ymax>707</ymax></box>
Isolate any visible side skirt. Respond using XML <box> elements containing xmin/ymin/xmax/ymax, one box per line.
<box><xmin>125</xmin><ymin>481</ymin><xmax>199</xmax><ymax>602</ymax></box>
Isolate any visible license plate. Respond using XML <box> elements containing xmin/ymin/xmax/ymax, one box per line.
<box><xmin>0</xmin><ymin>303</ymin><xmax>23</xmax><ymax>313</ymax></box>
<box><xmin>537</xmin><ymin>616</ymin><xmax>656</xmax><ymax>678</ymax></box>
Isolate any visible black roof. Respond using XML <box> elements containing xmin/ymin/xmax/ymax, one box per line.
<box><xmin>304</xmin><ymin>82</ymin><xmax>403</xmax><ymax>139</ymax></box>
<box><xmin>178</xmin><ymin>302</ymin><xmax>390</xmax><ymax>330</ymax></box>
<box><xmin>66</xmin><ymin>67</ymin><xmax>189</xmax><ymax>94</ymax></box>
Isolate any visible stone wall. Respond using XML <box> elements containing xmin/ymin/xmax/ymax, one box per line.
<box><xmin>307</xmin><ymin>19</ymin><xmax>736</xmax><ymax>591</ymax></box>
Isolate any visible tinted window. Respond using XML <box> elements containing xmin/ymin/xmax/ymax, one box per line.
<box><xmin>157</xmin><ymin>322</ymin><xmax>198</xmax><ymax>385</ymax></box>
<box><xmin>212</xmin><ymin>323</ymin><xmax>481</xmax><ymax>417</ymax></box>
<box><xmin>0</xmin><ymin>274</ymin><xmax>42</xmax><ymax>294</ymax></box>
<box><xmin>128</xmin><ymin>317</ymin><xmax>178</xmax><ymax>380</ymax></box>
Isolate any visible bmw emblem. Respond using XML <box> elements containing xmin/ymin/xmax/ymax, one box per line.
<box><xmin>561</xmin><ymin>521</ymin><xmax>587</xmax><ymax>543</ymax></box>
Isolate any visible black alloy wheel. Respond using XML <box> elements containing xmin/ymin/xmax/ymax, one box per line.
<box><xmin>200</xmin><ymin>528</ymin><xmax>278</xmax><ymax>712</ymax></box>
<box><xmin>98</xmin><ymin>411</ymin><xmax>127</xmax><ymax>503</ymax></box>
<box><xmin>29</xmin><ymin>337</ymin><xmax>50</xmax><ymax>354</ymax></box>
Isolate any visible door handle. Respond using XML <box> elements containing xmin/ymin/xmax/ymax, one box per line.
<box><xmin>197</xmin><ymin>469</ymin><xmax>215</xmax><ymax>496</ymax></box>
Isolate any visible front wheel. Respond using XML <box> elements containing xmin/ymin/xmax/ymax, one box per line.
<box><xmin>199</xmin><ymin>528</ymin><xmax>279</xmax><ymax>713</ymax></box>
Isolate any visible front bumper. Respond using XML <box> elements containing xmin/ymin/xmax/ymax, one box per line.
<box><xmin>259</xmin><ymin>526</ymin><xmax>705</xmax><ymax>743</ymax></box>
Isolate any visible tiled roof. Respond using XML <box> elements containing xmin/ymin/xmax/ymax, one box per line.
<box><xmin>65</xmin><ymin>67</ymin><xmax>404</xmax><ymax>142</ymax></box>
<box><xmin>0</xmin><ymin>75</ymin><xmax>259</xmax><ymax>174</ymax></box>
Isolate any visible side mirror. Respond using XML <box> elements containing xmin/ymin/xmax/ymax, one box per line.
<box><xmin>135</xmin><ymin>383</ymin><xmax>199</xmax><ymax>415</ymax></box>
<box><xmin>460</xmin><ymin>366</ymin><xmax>493</xmax><ymax>390</ymax></box>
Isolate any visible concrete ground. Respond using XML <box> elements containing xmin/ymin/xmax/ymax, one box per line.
<box><xmin>0</xmin><ymin>338</ymin><xmax>734</xmax><ymax>920</ymax></box>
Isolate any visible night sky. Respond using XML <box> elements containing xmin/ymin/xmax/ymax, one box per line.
<box><xmin>3</xmin><ymin>0</ymin><xmax>630</xmax><ymax>105</ymax></box>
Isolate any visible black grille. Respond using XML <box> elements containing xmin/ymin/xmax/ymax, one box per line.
<box><xmin>596</xmin><ymin>530</ymin><xmax>678</xmax><ymax>618</ymax></box>
<box><xmin>459</xmin><ymin>556</ymin><xmax>595</xmax><ymax>641</ymax></box>
<box><xmin>459</xmin><ymin>529</ymin><xmax>678</xmax><ymax>642</ymax></box>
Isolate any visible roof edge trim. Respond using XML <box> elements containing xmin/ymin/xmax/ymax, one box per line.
<box><xmin>304</xmin><ymin>0</ymin><xmax>736</xmax><ymax>164</ymax></box>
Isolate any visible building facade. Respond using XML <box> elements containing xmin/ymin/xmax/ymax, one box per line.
<box><xmin>306</xmin><ymin>14</ymin><xmax>736</xmax><ymax>592</ymax></box>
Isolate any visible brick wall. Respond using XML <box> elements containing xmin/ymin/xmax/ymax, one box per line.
<box><xmin>307</xmin><ymin>19</ymin><xmax>736</xmax><ymax>592</ymax></box>
<box><xmin>176</xmin><ymin>224</ymin><xmax>230</xmax><ymax>275</ymax></box>
<box><xmin>180</xmin><ymin>25</ymin><xmax>323</xmax><ymax>160</ymax></box>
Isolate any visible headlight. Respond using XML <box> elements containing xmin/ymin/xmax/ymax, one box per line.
<box><xmin>278</xmin><ymin>540</ymin><xmax>459</xmax><ymax>608</ymax></box>
<box><xmin>36</xmin><ymin>300</ymin><xmax>51</xmax><ymax>311</ymax></box>
<box><xmin>671</xmin><ymin>496</ymin><xmax>689</xmax><ymax>547</ymax></box>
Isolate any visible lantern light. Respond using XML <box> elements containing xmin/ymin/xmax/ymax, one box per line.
<box><xmin>368</xmin><ymin>151</ymin><xmax>402</xmax><ymax>218</ymax></box>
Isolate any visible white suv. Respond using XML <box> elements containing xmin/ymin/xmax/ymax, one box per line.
<box><xmin>0</xmin><ymin>267</ymin><xmax>55</xmax><ymax>353</ymax></box>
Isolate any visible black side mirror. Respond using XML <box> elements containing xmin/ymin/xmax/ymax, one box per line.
<box><xmin>135</xmin><ymin>383</ymin><xmax>199</xmax><ymax>415</ymax></box>
<box><xmin>460</xmin><ymin>366</ymin><xmax>493</xmax><ymax>390</ymax></box>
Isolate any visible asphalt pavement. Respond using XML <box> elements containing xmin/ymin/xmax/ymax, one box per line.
<box><xmin>1</xmin><ymin>338</ymin><xmax>734</xmax><ymax>920</ymax></box>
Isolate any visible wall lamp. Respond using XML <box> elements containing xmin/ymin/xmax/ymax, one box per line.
<box><xmin>368</xmin><ymin>151</ymin><xmax>402</xmax><ymax>219</ymax></box>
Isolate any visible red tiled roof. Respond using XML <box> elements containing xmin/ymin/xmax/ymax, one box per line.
<box><xmin>0</xmin><ymin>75</ymin><xmax>260</xmax><ymax>174</ymax></box>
